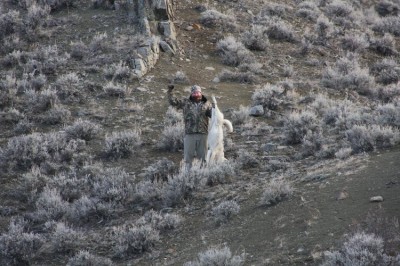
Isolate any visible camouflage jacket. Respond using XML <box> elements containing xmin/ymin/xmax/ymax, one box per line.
<box><xmin>168</xmin><ymin>91</ymin><xmax>212</xmax><ymax>134</ymax></box>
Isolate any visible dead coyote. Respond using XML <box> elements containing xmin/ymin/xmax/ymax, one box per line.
<box><xmin>207</xmin><ymin>96</ymin><xmax>233</xmax><ymax>164</ymax></box>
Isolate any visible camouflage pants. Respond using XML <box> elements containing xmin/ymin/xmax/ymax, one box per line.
<box><xmin>184</xmin><ymin>133</ymin><xmax>208</xmax><ymax>169</ymax></box>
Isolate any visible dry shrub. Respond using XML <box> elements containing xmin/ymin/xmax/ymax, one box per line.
<box><xmin>111</xmin><ymin>224</ymin><xmax>160</xmax><ymax>257</ymax></box>
<box><xmin>282</xmin><ymin>110</ymin><xmax>321</xmax><ymax>145</ymax></box>
<box><xmin>216</xmin><ymin>36</ymin><xmax>254</xmax><ymax>67</ymax></box>
<box><xmin>0</xmin><ymin>218</ymin><xmax>44</xmax><ymax>264</ymax></box>
<box><xmin>200</xmin><ymin>9</ymin><xmax>237</xmax><ymax>31</ymax></box>
<box><xmin>211</xmin><ymin>200</ymin><xmax>240</xmax><ymax>225</ymax></box>
<box><xmin>67</xmin><ymin>250</ymin><xmax>113</xmax><ymax>266</ymax></box>
<box><xmin>64</xmin><ymin>118</ymin><xmax>102</xmax><ymax>141</ymax></box>
<box><xmin>260</xmin><ymin>178</ymin><xmax>293</xmax><ymax>206</ymax></box>
<box><xmin>104</xmin><ymin>129</ymin><xmax>142</xmax><ymax>159</ymax></box>
<box><xmin>184</xmin><ymin>245</ymin><xmax>245</xmax><ymax>266</ymax></box>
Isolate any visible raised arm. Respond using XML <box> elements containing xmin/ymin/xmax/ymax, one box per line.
<box><xmin>167</xmin><ymin>84</ymin><xmax>185</xmax><ymax>109</ymax></box>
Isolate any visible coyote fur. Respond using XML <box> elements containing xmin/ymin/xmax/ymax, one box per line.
<box><xmin>207</xmin><ymin>96</ymin><xmax>233</xmax><ymax>164</ymax></box>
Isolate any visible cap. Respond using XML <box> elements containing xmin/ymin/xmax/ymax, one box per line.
<box><xmin>191</xmin><ymin>85</ymin><xmax>202</xmax><ymax>93</ymax></box>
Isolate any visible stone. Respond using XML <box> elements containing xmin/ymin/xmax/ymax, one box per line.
<box><xmin>159</xmin><ymin>21</ymin><xmax>176</xmax><ymax>40</ymax></box>
<box><xmin>336</xmin><ymin>191</ymin><xmax>348</xmax><ymax>200</ymax></box>
<box><xmin>250</xmin><ymin>105</ymin><xmax>264</xmax><ymax>116</ymax></box>
<box><xmin>370</xmin><ymin>196</ymin><xmax>384</xmax><ymax>202</ymax></box>
<box><xmin>139</xmin><ymin>18</ymin><xmax>152</xmax><ymax>36</ymax></box>
<box><xmin>159</xmin><ymin>40</ymin><xmax>175</xmax><ymax>54</ymax></box>
<box><xmin>136</xmin><ymin>87</ymin><xmax>148</xmax><ymax>92</ymax></box>
<box><xmin>132</xmin><ymin>58</ymin><xmax>147</xmax><ymax>77</ymax></box>
<box><xmin>263</xmin><ymin>143</ymin><xmax>276</xmax><ymax>152</ymax></box>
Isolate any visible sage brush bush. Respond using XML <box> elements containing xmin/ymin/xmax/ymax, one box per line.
<box><xmin>0</xmin><ymin>10</ymin><xmax>21</xmax><ymax>41</ymax></box>
<box><xmin>171</xmin><ymin>70</ymin><xmax>189</xmax><ymax>84</ymax></box>
<box><xmin>314</xmin><ymin>15</ymin><xmax>335</xmax><ymax>45</ymax></box>
<box><xmin>369</xmin><ymin>33</ymin><xmax>398</xmax><ymax>56</ymax></box>
<box><xmin>216</xmin><ymin>36</ymin><xmax>254</xmax><ymax>67</ymax></box>
<box><xmin>335</xmin><ymin>147</ymin><xmax>353</xmax><ymax>159</ymax></box>
<box><xmin>104</xmin><ymin>129</ymin><xmax>142</xmax><ymax>159</ymax></box>
<box><xmin>200</xmin><ymin>9</ymin><xmax>237</xmax><ymax>31</ymax></box>
<box><xmin>236</xmin><ymin>149</ymin><xmax>261</xmax><ymax>169</ymax></box>
<box><xmin>136</xmin><ymin>210</ymin><xmax>182</xmax><ymax>232</ymax></box>
<box><xmin>67</xmin><ymin>196</ymin><xmax>115</xmax><ymax>224</ymax></box>
<box><xmin>103</xmin><ymin>61</ymin><xmax>131</xmax><ymax>82</ymax></box>
<box><xmin>364</xmin><ymin>210</ymin><xmax>400</xmax><ymax>256</ymax></box>
<box><xmin>372</xmin><ymin>16</ymin><xmax>400</xmax><ymax>36</ymax></box>
<box><xmin>135</xmin><ymin>180</ymin><xmax>162</xmax><ymax>206</ymax></box>
<box><xmin>89</xmin><ymin>167</ymin><xmax>135</xmax><ymax>204</ymax></box>
<box><xmin>296</xmin><ymin>1</ymin><xmax>320</xmax><ymax>22</ymax></box>
<box><xmin>259</xmin><ymin>3</ymin><xmax>291</xmax><ymax>18</ymax></box>
<box><xmin>102</xmin><ymin>82</ymin><xmax>131</xmax><ymax>98</ymax></box>
<box><xmin>48</xmin><ymin>222</ymin><xmax>83</xmax><ymax>253</ymax></box>
<box><xmin>230</xmin><ymin>105</ymin><xmax>252</xmax><ymax>125</ymax></box>
<box><xmin>262</xmin><ymin>17</ymin><xmax>298</xmax><ymax>43</ymax></box>
<box><xmin>54</xmin><ymin>72</ymin><xmax>84</xmax><ymax>103</ymax></box>
<box><xmin>0</xmin><ymin>107</ymin><xmax>24</xmax><ymax>124</ymax></box>
<box><xmin>157</xmin><ymin>122</ymin><xmax>184</xmax><ymax>152</ymax></box>
<box><xmin>28</xmin><ymin>45</ymin><xmax>70</xmax><ymax>75</ymax></box>
<box><xmin>251</xmin><ymin>83</ymin><xmax>287</xmax><ymax>111</ymax></box>
<box><xmin>325</xmin><ymin>0</ymin><xmax>354</xmax><ymax>18</ymax></box>
<box><xmin>37</xmin><ymin>0</ymin><xmax>76</xmax><ymax>11</ymax></box>
<box><xmin>282</xmin><ymin>110</ymin><xmax>321</xmax><ymax>145</ymax></box>
<box><xmin>64</xmin><ymin>118</ymin><xmax>102</xmax><ymax>141</ymax></box>
<box><xmin>160</xmin><ymin>162</ymin><xmax>206</xmax><ymax>207</ymax></box>
<box><xmin>0</xmin><ymin>218</ymin><xmax>44</xmax><ymax>264</ymax></box>
<box><xmin>161</xmin><ymin>160</ymin><xmax>236</xmax><ymax>206</ymax></box>
<box><xmin>24</xmin><ymin>3</ymin><xmax>50</xmax><ymax>32</ymax></box>
<box><xmin>211</xmin><ymin>200</ymin><xmax>240</xmax><ymax>225</ymax></box>
<box><xmin>238</xmin><ymin>62</ymin><xmax>264</xmax><ymax>75</ymax></box>
<box><xmin>70</xmin><ymin>40</ymin><xmax>88</xmax><ymax>60</ymax></box>
<box><xmin>260</xmin><ymin>178</ymin><xmax>293</xmax><ymax>206</ymax></box>
<box><xmin>184</xmin><ymin>246</ymin><xmax>245</xmax><ymax>266</ymax></box>
<box><xmin>34</xmin><ymin>187</ymin><xmax>69</xmax><ymax>222</ymax></box>
<box><xmin>25</xmin><ymin>88</ymin><xmax>58</xmax><ymax>114</ymax></box>
<box><xmin>375</xmin><ymin>1</ymin><xmax>400</xmax><ymax>17</ymax></box>
<box><xmin>345</xmin><ymin>124</ymin><xmax>400</xmax><ymax>153</ymax></box>
<box><xmin>340</xmin><ymin>32</ymin><xmax>369</xmax><ymax>52</ymax></box>
<box><xmin>0</xmin><ymin>131</ymin><xmax>86</xmax><ymax>172</ymax></box>
<box><xmin>157</xmin><ymin>107</ymin><xmax>184</xmax><ymax>151</ymax></box>
<box><xmin>37</xmin><ymin>104</ymin><xmax>71</xmax><ymax>125</ymax></box>
<box><xmin>143</xmin><ymin>158</ymin><xmax>176</xmax><ymax>182</ymax></box>
<box><xmin>300</xmin><ymin>130</ymin><xmax>325</xmax><ymax>158</ymax></box>
<box><xmin>217</xmin><ymin>69</ymin><xmax>258</xmax><ymax>84</ymax></box>
<box><xmin>322</xmin><ymin>232</ymin><xmax>400</xmax><ymax>266</ymax></box>
<box><xmin>241</xmin><ymin>25</ymin><xmax>269</xmax><ymax>51</ymax></box>
<box><xmin>164</xmin><ymin>106</ymin><xmax>183</xmax><ymax>126</ymax></box>
<box><xmin>375</xmin><ymin>103</ymin><xmax>400</xmax><ymax>127</ymax></box>
<box><xmin>13</xmin><ymin>118</ymin><xmax>33</xmax><ymax>135</ymax></box>
<box><xmin>370</xmin><ymin>58</ymin><xmax>400</xmax><ymax>85</ymax></box>
<box><xmin>111</xmin><ymin>224</ymin><xmax>160</xmax><ymax>258</ymax></box>
<box><xmin>377</xmin><ymin>83</ymin><xmax>400</xmax><ymax>103</ymax></box>
<box><xmin>321</xmin><ymin>53</ymin><xmax>375</xmax><ymax>95</ymax></box>
<box><xmin>89</xmin><ymin>32</ymin><xmax>108</xmax><ymax>54</ymax></box>
<box><xmin>67</xmin><ymin>250</ymin><xmax>113</xmax><ymax>266</ymax></box>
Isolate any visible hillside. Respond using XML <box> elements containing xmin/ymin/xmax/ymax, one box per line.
<box><xmin>0</xmin><ymin>0</ymin><xmax>399</xmax><ymax>265</ymax></box>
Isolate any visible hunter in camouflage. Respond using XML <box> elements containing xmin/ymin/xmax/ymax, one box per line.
<box><xmin>167</xmin><ymin>84</ymin><xmax>212</xmax><ymax>169</ymax></box>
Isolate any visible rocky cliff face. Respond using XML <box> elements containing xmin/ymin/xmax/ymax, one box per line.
<box><xmin>128</xmin><ymin>0</ymin><xmax>177</xmax><ymax>78</ymax></box>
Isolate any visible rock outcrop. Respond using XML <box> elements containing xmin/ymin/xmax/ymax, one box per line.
<box><xmin>128</xmin><ymin>0</ymin><xmax>176</xmax><ymax>78</ymax></box>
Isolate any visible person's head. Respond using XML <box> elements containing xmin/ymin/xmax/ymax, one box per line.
<box><xmin>191</xmin><ymin>85</ymin><xmax>202</xmax><ymax>102</ymax></box>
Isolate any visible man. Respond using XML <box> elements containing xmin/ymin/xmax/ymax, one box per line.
<box><xmin>167</xmin><ymin>84</ymin><xmax>212</xmax><ymax>169</ymax></box>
